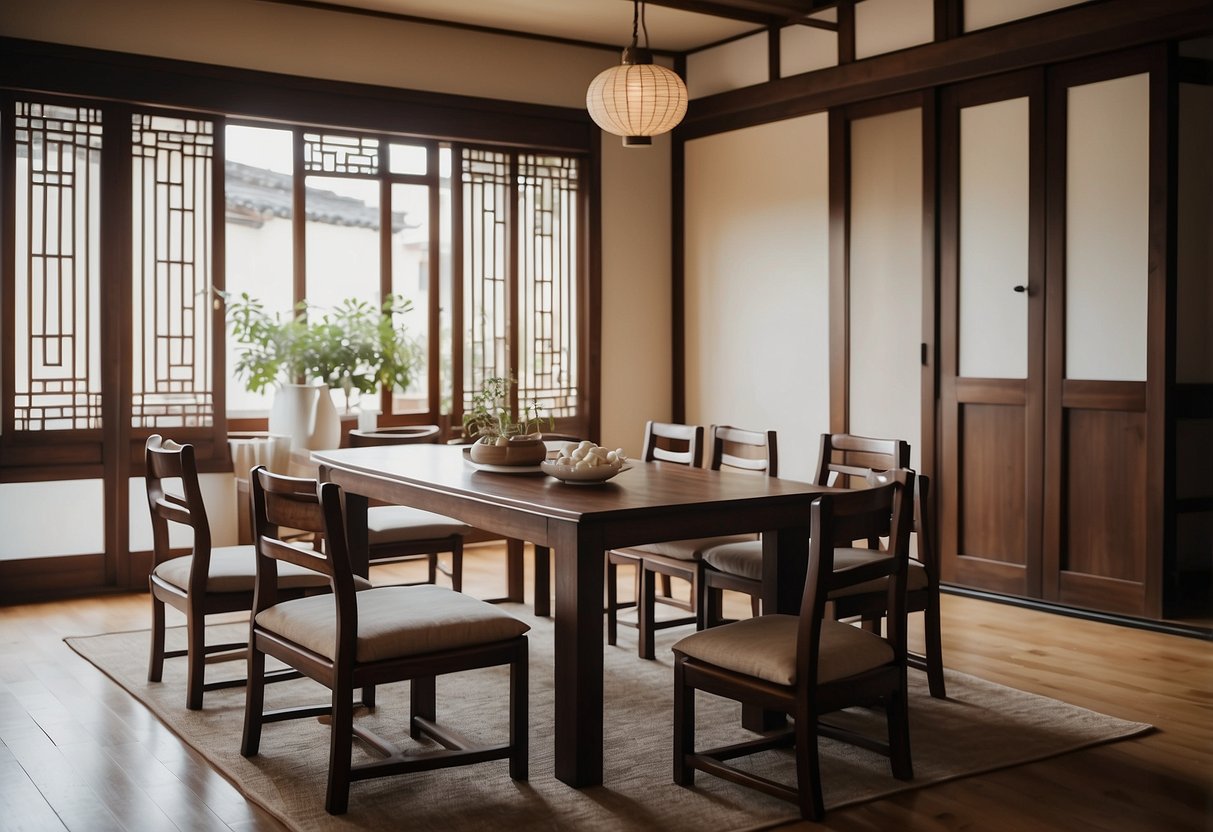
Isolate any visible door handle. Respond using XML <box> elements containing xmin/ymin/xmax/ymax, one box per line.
<box><xmin>1013</xmin><ymin>285</ymin><xmax>1029</xmax><ymax>294</ymax></box>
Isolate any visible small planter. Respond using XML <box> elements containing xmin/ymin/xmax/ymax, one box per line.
<box><xmin>468</xmin><ymin>435</ymin><xmax>546</xmax><ymax>467</ymax></box>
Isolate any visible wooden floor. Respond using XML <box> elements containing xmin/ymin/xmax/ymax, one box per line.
<box><xmin>0</xmin><ymin>543</ymin><xmax>1209</xmax><ymax>832</ymax></box>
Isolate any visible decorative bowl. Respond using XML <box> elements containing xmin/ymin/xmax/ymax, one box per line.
<box><xmin>541</xmin><ymin>460</ymin><xmax>629</xmax><ymax>484</ymax></box>
<box><xmin>468</xmin><ymin>436</ymin><xmax>547</xmax><ymax>467</ymax></box>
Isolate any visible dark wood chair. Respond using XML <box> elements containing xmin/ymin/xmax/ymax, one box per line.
<box><xmin>672</xmin><ymin>469</ymin><xmax>915</xmax><ymax>821</ymax></box>
<box><xmin>701</xmin><ymin>432</ymin><xmax>946</xmax><ymax>698</ymax></box>
<box><xmin>610</xmin><ymin>423</ymin><xmax>777</xmax><ymax>660</ymax></box>
<box><xmin>241</xmin><ymin>466</ymin><xmax>529</xmax><ymax>815</ymax></box>
<box><xmin>347</xmin><ymin>424</ymin><xmax>471</xmax><ymax>591</ymax></box>
<box><xmin>144</xmin><ymin>434</ymin><xmax>328</xmax><ymax>710</ymax></box>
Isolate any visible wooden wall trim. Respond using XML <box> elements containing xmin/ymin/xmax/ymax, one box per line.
<box><xmin>0</xmin><ymin>37</ymin><xmax>594</xmax><ymax>153</ymax></box>
<box><xmin>827</xmin><ymin>109</ymin><xmax>849</xmax><ymax>434</ymax></box>
<box><xmin>672</xmin><ymin>58</ymin><xmax>688</xmax><ymax>424</ymax></box>
<box><xmin>679</xmin><ymin>0</ymin><xmax>1211</xmax><ymax>139</ymax></box>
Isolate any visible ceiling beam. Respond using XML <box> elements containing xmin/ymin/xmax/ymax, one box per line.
<box><xmin>640</xmin><ymin>0</ymin><xmax>842</xmax><ymax>27</ymax></box>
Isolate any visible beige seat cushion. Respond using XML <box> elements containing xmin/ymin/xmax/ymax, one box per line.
<box><xmin>702</xmin><ymin>539</ymin><xmax>763</xmax><ymax>580</ymax></box>
<box><xmin>829</xmin><ymin>547</ymin><xmax>928</xmax><ymax>598</ymax></box>
<box><xmin>255</xmin><ymin>584</ymin><xmax>530</xmax><ymax>663</ymax></box>
<box><xmin>616</xmin><ymin>534</ymin><xmax>753</xmax><ymax>562</ymax></box>
<box><xmin>367</xmin><ymin>506</ymin><xmax>471</xmax><ymax>545</ymax></box>
<box><xmin>152</xmin><ymin>545</ymin><xmax>333</xmax><ymax>593</ymax></box>
<box><xmin>673</xmin><ymin>614</ymin><xmax>894</xmax><ymax>686</ymax></box>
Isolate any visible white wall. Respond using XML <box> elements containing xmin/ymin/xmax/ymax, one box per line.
<box><xmin>683</xmin><ymin>114</ymin><xmax>831</xmax><ymax>482</ymax></box>
<box><xmin>687</xmin><ymin>32</ymin><xmax>768</xmax><ymax>99</ymax></box>
<box><xmin>848</xmin><ymin>108</ymin><xmax>923</xmax><ymax>471</ymax></box>
<box><xmin>855</xmin><ymin>0</ymin><xmax>934</xmax><ymax>60</ymax></box>
<box><xmin>965</xmin><ymin>0</ymin><xmax>1092</xmax><ymax>33</ymax></box>
<box><xmin>1</xmin><ymin>0</ymin><xmax>671</xmax><ymax>549</ymax></box>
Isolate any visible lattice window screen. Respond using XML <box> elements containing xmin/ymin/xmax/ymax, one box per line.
<box><xmin>303</xmin><ymin>132</ymin><xmax>380</xmax><ymax>175</ymax></box>
<box><xmin>518</xmin><ymin>154</ymin><xmax>579</xmax><ymax>419</ymax></box>
<box><xmin>131</xmin><ymin>113</ymin><xmax>215</xmax><ymax>428</ymax></box>
<box><xmin>13</xmin><ymin>102</ymin><xmax>104</xmax><ymax>431</ymax></box>
<box><xmin>461</xmin><ymin>148</ymin><xmax>511</xmax><ymax>411</ymax></box>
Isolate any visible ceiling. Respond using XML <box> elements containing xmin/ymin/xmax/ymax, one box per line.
<box><xmin>276</xmin><ymin>0</ymin><xmax>840</xmax><ymax>53</ymax></box>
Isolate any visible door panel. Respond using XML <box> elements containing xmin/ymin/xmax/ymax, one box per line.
<box><xmin>940</xmin><ymin>71</ymin><xmax>1044</xmax><ymax>599</ymax></box>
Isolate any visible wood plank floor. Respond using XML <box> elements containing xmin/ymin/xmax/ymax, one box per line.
<box><xmin>0</xmin><ymin>543</ymin><xmax>1209</xmax><ymax>832</ymax></box>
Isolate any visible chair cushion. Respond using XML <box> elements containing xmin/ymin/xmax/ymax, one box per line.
<box><xmin>702</xmin><ymin>539</ymin><xmax>763</xmax><ymax>581</ymax></box>
<box><xmin>617</xmin><ymin>534</ymin><xmax>753</xmax><ymax>562</ymax></box>
<box><xmin>152</xmin><ymin>545</ymin><xmax>333</xmax><ymax>594</ymax></box>
<box><xmin>367</xmin><ymin>506</ymin><xmax>471</xmax><ymax>545</ymax></box>
<box><xmin>673</xmin><ymin>614</ymin><xmax>894</xmax><ymax>686</ymax></box>
<box><xmin>254</xmin><ymin>584</ymin><xmax>530</xmax><ymax>663</ymax></box>
<box><xmin>828</xmin><ymin>548</ymin><xmax>928</xmax><ymax>598</ymax></box>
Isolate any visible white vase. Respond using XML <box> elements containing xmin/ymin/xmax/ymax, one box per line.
<box><xmin>268</xmin><ymin>383</ymin><xmax>341</xmax><ymax>452</ymax></box>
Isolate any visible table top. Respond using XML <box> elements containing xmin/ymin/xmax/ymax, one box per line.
<box><xmin>312</xmin><ymin>444</ymin><xmax>829</xmax><ymax>525</ymax></box>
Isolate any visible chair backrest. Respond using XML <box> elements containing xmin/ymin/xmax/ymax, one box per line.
<box><xmin>641</xmin><ymin>421</ymin><xmax>705</xmax><ymax>466</ymax></box>
<box><xmin>797</xmin><ymin>469</ymin><xmax>915</xmax><ymax>682</ymax></box>
<box><xmin>145</xmin><ymin>435</ymin><xmax>212</xmax><ymax>587</ymax></box>
<box><xmin>348</xmin><ymin>425</ymin><xmax>441</xmax><ymax>447</ymax></box>
<box><xmin>249</xmin><ymin>467</ymin><xmax>358</xmax><ymax>612</ymax></box>
<box><xmin>708</xmin><ymin>425</ymin><xmax>778</xmax><ymax>477</ymax></box>
<box><xmin>813</xmin><ymin>433</ymin><xmax>910</xmax><ymax>490</ymax></box>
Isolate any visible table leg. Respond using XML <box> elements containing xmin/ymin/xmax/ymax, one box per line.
<box><xmin>505</xmin><ymin>538</ymin><xmax>525</xmax><ymax>603</ymax></box>
<box><xmin>551</xmin><ymin>523</ymin><xmax>605</xmax><ymax>787</ymax></box>
<box><xmin>743</xmin><ymin>525</ymin><xmax>811</xmax><ymax>733</ymax></box>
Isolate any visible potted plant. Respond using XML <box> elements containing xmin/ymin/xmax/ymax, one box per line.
<box><xmin>224</xmin><ymin>292</ymin><xmax>420</xmax><ymax>451</ymax></box>
<box><xmin>461</xmin><ymin>375</ymin><xmax>550</xmax><ymax>466</ymax></box>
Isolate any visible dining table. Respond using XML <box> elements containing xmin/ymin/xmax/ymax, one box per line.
<box><xmin>312</xmin><ymin>443</ymin><xmax>829</xmax><ymax>788</ymax></box>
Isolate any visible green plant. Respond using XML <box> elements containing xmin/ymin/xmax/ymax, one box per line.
<box><xmin>461</xmin><ymin>375</ymin><xmax>550</xmax><ymax>443</ymax></box>
<box><xmin>224</xmin><ymin>291</ymin><xmax>421</xmax><ymax>408</ymax></box>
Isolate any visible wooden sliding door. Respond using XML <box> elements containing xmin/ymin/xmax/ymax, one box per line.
<box><xmin>940</xmin><ymin>48</ymin><xmax>1167</xmax><ymax>618</ymax></box>
<box><xmin>940</xmin><ymin>71</ymin><xmax>1045</xmax><ymax>598</ymax></box>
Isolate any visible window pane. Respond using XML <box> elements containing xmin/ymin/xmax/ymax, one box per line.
<box><xmin>305</xmin><ymin>175</ymin><xmax>381</xmax><ymax>412</ymax></box>
<box><xmin>390</xmin><ymin>183</ymin><xmax>430</xmax><ymax>414</ymax></box>
<box><xmin>225</xmin><ymin>124</ymin><xmax>294</xmax><ymax>415</ymax></box>
<box><xmin>131</xmin><ymin>113</ymin><xmax>216</xmax><ymax>429</ymax></box>
<box><xmin>389</xmin><ymin>143</ymin><xmax>427</xmax><ymax>176</ymax></box>
<box><xmin>13</xmin><ymin>101</ymin><xmax>103</xmax><ymax>431</ymax></box>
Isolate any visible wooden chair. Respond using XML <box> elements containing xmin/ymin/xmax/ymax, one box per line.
<box><xmin>610</xmin><ymin>424</ymin><xmax>777</xmax><ymax>660</ymax></box>
<box><xmin>241</xmin><ymin>466</ymin><xmax>529</xmax><ymax>815</ymax></box>
<box><xmin>672</xmin><ymin>469</ymin><xmax>915</xmax><ymax>821</ymax></box>
<box><xmin>144</xmin><ymin>434</ymin><xmax>328</xmax><ymax>710</ymax></box>
<box><xmin>701</xmin><ymin>433</ymin><xmax>946</xmax><ymax>698</ymax></box>
<box><xmin>347</xmin><ymin>425</ymin><xmax>471</xmax><ymax>591</ymax></box>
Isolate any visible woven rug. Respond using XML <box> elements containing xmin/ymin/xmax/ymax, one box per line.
<box><xmin>66</xmin><ymin>607</ymin><xmax>1151</xmax><ymax>831</ymax></box>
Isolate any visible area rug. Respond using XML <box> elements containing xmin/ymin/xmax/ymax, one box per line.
<box><xmin>66</xmin><ymin>608</ymin><xmax>1151</xmax><ymax>832</ymax></box>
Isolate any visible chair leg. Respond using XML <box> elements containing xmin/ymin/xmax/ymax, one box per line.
<box><xmin>450</xmin><ymin>539</ymin><xmax>464</xmax><ymax>593</ymax></box>
<box><xmin>672</xmin><ymin>656</ymin><xmax>695</xmax><ymax>786</ymax></box>
<box><xmin>147</xmin><ymin>589</ymin><xmax>165</xmax><ymax>683</ymax></box>
<box><xmin>793</xmin><ymin>705</ymin><xmax>825</xmax><ymax>821</ymax></box>
<box><xmin>185</xmin><ymin>610</ymin><xmax>205</xmax><ymax>710</ymax></box>
<box><xmin>427</xmin><ymin>553</ymin><xmax>438</xmax><ymax>586</ymax></box>
<box><xmin>923</xmin><ymin>593</ymin><xmax>947</xmax><ymax>699</ymax></box>
<box><xmin>410</xmin><ymin>675</ymin><xmax>436</xmax><ymax>741</ymax></box>
<box><xmin>606</xmin><ymin>557</ymin><xmax>619</xmax><ymax>645</ymax></box>
<box><xmin>639</xmin><ymin>562</ymin><xmax>656</xmax><ymax>660</ymax></box>
<box><xmin>240</xmin><ymin>641</ymin><xmax>266</xmax><ymax>757</ymax></box>
<box><xmin>509</xmin><ymin>645</ymin><xmax>528</xmax><ymax>780</ymax></box>
<box><xmin>326</xmin><ymin>681</ymin><xmax>355</xmax><ymax>815</ymax></box>
<box><xmin>693</xmin><ymin>565</ymin><xmax>707</xmax><ymax>630</ymax></box>
<box><xmin>887</xmin><ymin>682</ymin><xmax>914</xmax><ymax>781</ymax></box>
<box><xmin>704</xmin><ymin>584</ymin><xmax>722</xmax><ymax>629</ymax></box>
<box><xmin>362</xmin><ymin>684</ymin><xmax>376</xmax><ymax>709</ymax></box>
<box><xmin>749</xmin><ymin>591</ymin><xmax>760</xmax><ymax>618</ymax></box>
<box><xmin>533</xmin><ymin>545</ymin><xmax>550</xmax><ymax>617</ymax></box>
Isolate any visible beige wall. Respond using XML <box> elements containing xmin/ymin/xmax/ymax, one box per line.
<box><xmin>1</xmin><ymin>0</ymin><xmax>671</xmax><ymax>544</ymax></box>
<box><xmin>683</xmin><ymin>114</ymin><xmax>831</xmax><ymax>482</ymax></box>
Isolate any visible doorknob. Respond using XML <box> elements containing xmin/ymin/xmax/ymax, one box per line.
<box><xmin>1013</xmin><ymin>285</ymin><xmax>1029</xmax><ymax>294</ymax></box>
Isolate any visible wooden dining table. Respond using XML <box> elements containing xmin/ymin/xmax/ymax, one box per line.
<box><xmin>312</xmin><ymin>443</ymin><xmax>828</xmax><ymax>788</ymax></box>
